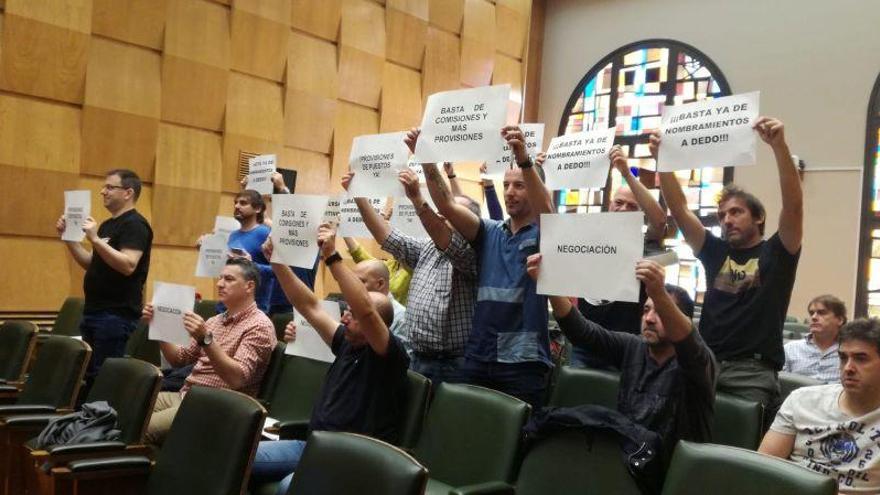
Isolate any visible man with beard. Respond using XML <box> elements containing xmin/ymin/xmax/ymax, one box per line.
<box><xmin>220</xmin><ymin>190</ymin><xmax>273</xmax><ymax>312</ymax></box>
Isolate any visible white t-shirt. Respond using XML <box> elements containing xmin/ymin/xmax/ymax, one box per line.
<box><xmin>771</xmin><ymin>384</ymin><xmax>880</xmax><ymax>493</ymax></box>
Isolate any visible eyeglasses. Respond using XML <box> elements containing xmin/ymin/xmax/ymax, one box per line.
<box><xmin>101</xmin><ymin>184</ymin><xmax>128</xmax><ymax>192</ymax></box>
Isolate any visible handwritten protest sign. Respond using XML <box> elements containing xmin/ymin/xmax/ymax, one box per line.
<box><xmin>247</xmin><ymin>154</ymin><xmax>276</xmax><ymax>195</ymax></box>
<box><xmin>486</xmin><ymin>123</ymin><xmax>545</xmax><ymax>177</ymax></box>
<box><xmin>658</xmin><ymin>92</ymin><xmax>759</xmax><ymax>172</ymax></box>
<box><xmin>62</xmin><ymin>190</ymin><xmax>91</xmax><ymax>242</ymax></box>
<box><xmin>195</xmin><ymin>234</ymin><xmax>229</xmax><ymax>277</ymax></box>
<box><xmin>285</xmin><ymin>300</ymin><xmax>342</xmax><ymax>362</ymax></box>
<box><xmin>271</xmin><ymin>194</ymin><xmax>329</xmax><ymax>268</ymax></box>
<box><xmin>149</xmin><ymin>282</ymin><xmax>196</xmax><ymax>346</ymax></box>
<box><xmin>542</xmin><ymin>127</ymin><xmax>616</xmax><ymax>190</ymax></box>
<box><xmin>538</xmin><ymin>212</ymin><xmax>643</xmax><ymax>302</ymax></box>
<box><xmin>348</xmin><ymin>132</ymin><xmax>409</xmax><ymax>198</ymax></box>
<box><xmin>338</xmin><ymin>197</ymin><xmax>385</xmax><ymax>238</ymax></box>
<box><xmin>415</xmin><ymin>85</ymin><xmax>510</xmax><ymax>163</ymax></box>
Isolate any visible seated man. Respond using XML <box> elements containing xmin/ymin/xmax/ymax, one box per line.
<box><xmin>783</xmin><ymin>294</ymin><xmax>846</xmax><ymax>383</ymax></box>
<box><xmin>760</xmin><ymin>318</ymin><xmax>880</xmax><ymax>494</ymax></box>
<box><xmin>526</xmin><ymin>254</ymin><xmax>716</xmax><ymax>461</ymax></box>
<box><xmin>142</xmin><ymin>258</ymin><xmax>277</xmax><ymax>445</ymax></box>
<box><xmin>250</xmin><ymin>225</ymin><xmax>409</xmax><ymax>494</ymax></box>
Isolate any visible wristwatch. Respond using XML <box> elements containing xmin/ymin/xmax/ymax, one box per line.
<box><xmin>198</xmin><ymin>331</ymin><xmax>213</xmax><ymax>347</ymax></box>
<box><xmin>324</xmin><ymin>251</ymin><xmax>343</xmax><ymax>266</ymax></box>
<box><xmin>517</xmin><ymin>157</ymin><xmax>534</xmax><ymax>169</ymax></box>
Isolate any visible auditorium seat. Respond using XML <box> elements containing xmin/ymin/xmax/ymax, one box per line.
<box><xmin>263</xmin><ymin>355</ymin><xmax>331</xmax><ymax>441</ymax></box>
<box><xmin>548</xmin><ymin>366</ymin><xmax>619</xmax><ymax>409</ymax></box>
<box><xmin>286</xmin><ymin>431</ymin><xmax>428</xmax><ymax>495</ymax></box>
<box><xmin>661</xmin><ymin>440</ymin><xmax>837</xmax><ymax>495</ymax></box>
<box><xmin>398</xmin><ymin>371</ymin><xmax>431</xmax><ymax>451</ymax></box>
<box><xmin>711</xmin><ymin>392</ymin><xmax>763</xmax><ymax>450</ymax></box>
<box><xmin>778</xmin><ymin>371</ymin><xmax>823</xmax><ymax>401</ymax></box>
<box><xmin>270</xmin><ymin>312</ymin><xmax>293</xmax><ymax>342</ymax></box>
<box><xmin>49</xmin><ymin>297</ymin><xmax>84</xmax><ymax>338</ymax></box>
<box><xmin>0</xmin><ymin>321</ymin><xmax>37</xmax><ymax>384</ymax></box>
<box><xmin>256</xmin><ymin>343</ymin><xmax>286</xmax><ymax>409</ymax></box>
<box><xmin>413</xmin><ymin>383</ymin><xmax>529</xmax><ymax>495</ymax></box>
<box><xmin>193</xmin><ymin>299</ymin><xmax>220</xmax><ymax>321</ymax></box>
<box><xmin>124</xmin><ymin>320</ymin><xmax>161</xmax><ymax>367</ymax></box>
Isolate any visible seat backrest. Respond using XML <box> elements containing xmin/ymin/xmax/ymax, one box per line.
<box><xmin>516</xmin><ymin>430</ymin><xmax>641</xmax><ymax>495</ymax></box>
<box><xmin>548</xmin><ymin>366</ymin><xmax>620</xmax><ymax>409</ymax></box>
<box><xmin>783</xmin><ymin>322</ymin><xmax>809</xmax><ymax>336</ymax></box>
<box><xmin>124</xmin><ymin>320</ymin><xmax>161</xmax><ymax>367</ymax></box>
<box><xmin>397</xmin><ymin>370</ymin><xmax>431</xmax><ymax>450</ymax></box>
<box><xmin>257</xmin><ymin>343</ymin><xmax>286</xmax><ymax>405</ymax></box>
<box><xmin>711</xmin><ymin>392</ymin><xmax>763</xmax><ymax>450</ymax></box>
<box><xmin>193</xmin><ymin>299</ymin><xmax>219</xmax><ymax>321</ymax></box>
<box><xmin>289</xmin><ymin>431</ymin><xmax>428</xmax><ymax>495</ymax></box>
<box><xmin>18</xmin><ymin>336</ymin><xmax>91</xmax><ymax>408</ymax></box>
<box><xmin>147</xmin><ymin>387</ymin><xmax>266</xmax><ymax>495</ymax></box>
<box><xmin>661</xmin><ymin>441</ymin><xmax>837</xmax><ymax>495</ymax></box>
<box><xmin>270</xmin><ymin>312</ymin><xmax>293</xmax><ymax>342</ymax></box>
<box><xmin>86</xmin><ymin>358</ymin><xmax>162</xmax><ymax>444</ymax></box>
<box><xmin>265</xmin><ymin>355</ymin><xmax>331</xmax><ymax>420</ymax></box>
<box><xmin>0</xmin><ymin>321</ymin><xmax>38</xmax><ymax>382</ymax></box>
<box><xmin>414</xmin><ymin>383</ymin><xmax>530</xmax><ymax>487</ymax></box>
<box><xmin>779</xmin><ymin>372</ymin><xmax>823</xmax><ymax>401</ymax></box>
<box><xmin>52</xmin><ymin>297</ymin><xmax>84</xmax><ymax>337</ymax></box>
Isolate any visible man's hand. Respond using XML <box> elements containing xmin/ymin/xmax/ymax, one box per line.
<box><xmin>283</xmin><ymin>321</ymin><xmax>297</xmax><ymax>343</ymax></box>
<box><xmin>83</xmin><ymin>217</ymin><xmax>98</xmax><ymax>242</ymax></box>
<box><xmin>142</xmin><ymin>304</ymin><xmax>154</xmax><ymax>323</ymax></box>
<box><xmin>610</xmin><ymin>145</ymin><xmax>629</xmax><ymax>174</ymax></box>
<box><xmin>239</xmin><ymin>176</ymin><xmax>248</xmax><ymax>190</ymax></box>
<box><xmin>262</xmin><ymin>238</ymin><xmax>274</xmax><ymax>262</ymax></box>
<box><xmin>182</xmin><ymin>312</ymin><xmax>208</xmax><ymax>341</ymax></box>
<box><xmin>404</xmin><ymin>128</ymin><xmax>421</xmax><ymax>155</ymax></box>
<box><xmin>317</xmin><ymin>223</ymin><xmax>338</xmax><ymax>259</ymax></box>
<box><xmin>501</xmin><ymin>125</ymin><xmax>529</xmax><ymax>165</ymax></box>
<box><xmin>56</xmin><ymin>216</ymin><xmax>66</xmax><ymax>237</ymax></box>
<box><xmin>535</xmin><ymin>152</ymin><xmax>546</xmax><ymax>168</ymax></box>
<box><xmin>635</xmin><ymin>260</ymin><xmax>666</xmax><ymax>298</ymax></box>
<box><xmin>271</xmin><ymin>172</ymin><xmax>286</xmax><ymax>192</ymax></box>
<box><xmin>753</xmin><ymin>116</ymin><xmax>787</xmax><ymax>149</ymax></box>
<box><xmin>399</xmin><ymin>168</ymin><xmax>423</xmax><ymax>202</ymax></box>
<box><xmin>525</xmin><ymin>253</ymin><xmax>542</xmax><ymax>282</ymax></box>
<box><xmin>648</xmin><ymin>131</ymin><xmax>661</xmax><ymax>159</ymax></box>
<box><xmin>341</xmin><ymin>171</ymin><xmax>354</xmax><ymax>192</ymax></box>
<box><xmin>229</xmin><ymin>248</ymin><xmax>252</xmax><ymax>261</ymax></box>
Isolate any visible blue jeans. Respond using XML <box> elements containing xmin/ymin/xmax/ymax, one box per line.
<box><xmin>410</xmin><ymin>354</ymin><xmax>465</xmax><ymax>385</ymax></box>
<box><xmin>460</xmin><ymin>359</ymin><xmax>550</xmax><ymax>409</ymax></box>
<box><xmin>251</xmin><ymin>440</ymin><xmax>307</xmax><ymax>495</ymax></box>
<box><xmin>79</xmin><ymin>311</ymin><xmax>137</xmax><ymax>390</ymax></box>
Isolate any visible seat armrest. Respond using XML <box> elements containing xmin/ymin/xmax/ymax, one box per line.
<box><xmin>450</xmin><ymin>482</ymin><xmax>515</xmax><ymax>495</ymax></box>
<box><xmin>0</xmin><ymin>404</ymin><xmax>57</xmax><ymax>416</ymax></box>
<box><xmin>49</xmin><ymin>441</ymin><xmax>128</xmax><ymax>456</ymax></box>
<box><xmin>277</xmin><ymin>420</ymin><xmax>310</xmax><ymax>441</ymax></box>
<box><xmin>67</xmin><ymin>455</ymin><xmax>151</xmax><ymax>473</ymax></box>
<box><xmin>0</xmin><ymin>385</ymin><xmax>20</xmax><ymax>393</ymax></box>
<box><xmin>4</xmin><ymin>413</ymin><xmax>60</xmax><ymax>428</ymax></box>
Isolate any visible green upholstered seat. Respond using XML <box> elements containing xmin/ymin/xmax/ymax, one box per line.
<box><xmin>0</xmin><ymin>321</ymin><xmax>37</xmax><ymax>382</ymax></box>
<box><xmin>710</xmin><ymin>392</ymin><xmax>763</xmax><ymax>450</ymax></box>
<box><xmin>50</xmin><ymin>297</ymin><xmax>84</xmax><ymax>337</ymax></box>
<box><xmin>548</xmin><ymin>366</ymin><xmax>620</xmax><ymax>409</ymax></box>
<box><xmin>778</xmin><ymin>371</ymin><xmax>823</xmax><ymax>401</ymax></box>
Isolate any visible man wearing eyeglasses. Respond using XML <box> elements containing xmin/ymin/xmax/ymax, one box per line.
<box><xmin>56</xmin><ymin>169</ymin><xmax>153</xmax><ymax>394</ymax></box>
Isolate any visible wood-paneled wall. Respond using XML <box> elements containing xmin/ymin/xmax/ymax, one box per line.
<box><xmin>0</xmin><ymin>0</ymin><xmax>535</xmax><ymax>311</ymax></box>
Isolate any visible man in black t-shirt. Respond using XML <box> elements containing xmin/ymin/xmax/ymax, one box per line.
<box><xmin>250</xmin><ymin>225</ymin><xmax>409</xmax><ymax>494</ymax></box>
<box><xmin>56</xmin><ymin>169</ymin><xmax>153</xmax><ymax>392</ymax></box>
<box><xmin>652</xmin><ymin>116</ymin><xmax>803</xmax><ymax>421</ymax></box>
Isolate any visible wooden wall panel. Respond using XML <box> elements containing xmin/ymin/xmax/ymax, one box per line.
<box><xmin>492</xmin><ymin>54</ymin><xmax>523</xmax><ymax>123</ymax></box>
<box><xmin>284</xmin><ymin>90</ymin><xmax>337</xmax><ymax>154</ymax></box>
<box><xmin>461</xmin><ymin>37</ymin><xmax>495</xmax><ymax>88</ymax></box>
<box><xmin>145</xmin><ymin>246</ymin><xmax>217</xmax><ymax>302</ymax></box>
<box><xmin>291</xmin><ymin>0</ymin><xmax>341</xmax><ymax>41</ymax></box>
<box><xmin>0</xmin><ymin>165</ymin><xmax>76</xmax><ymax>238</ymax></box>
<box><xmin>234</xmin><ymin>0</ymin><xmax>290</xmax><ymax>21</ymax></box>
<box><xmin>0</xmin><ymin>95</ymin><xmax>81</xmax><ymax>174</ymax></box>
<box><xmin>151</xmin><ymin>186</ymin><xmax>218</xmax><ymax>247</ymax></box>
<box><xmin>5</xmin><ymin>0</ymin><xmax>92</xmax><ymax>32</ymax></box>
<box><xmin>422</xmin><ymin>28</ymin><xmax>461</xmax><ymax>103</ymax></box>
<box><xmin>280</xmin><ymin>147</ymin><xmax>331</xmax><ymax>195</ymax></box>
<box><xmin>230</xmin><ymin>9</ymin><xmax>289</xmax><ymax>82</ymax></box>
<box><xmin>81</xmin><ymin>108</ymin><xmax>159</xmax><ymax>180</ymax></box>
<box><xmin>287</xmin><ymin>32</ymin><xmax>338</xmax><ymax>98</ymax></box>
<box><xmin>381</xmin><ymin>63</ymin><xmax>422</xmax><ymax>133</ymax></box>
<box><xmin>332</xmin><ymin>102</ymin><xmax>379</xmax><ymax>188</ymax></box>
<box><xmin>92</xmin><ymin>0</ymin><xmax>167</xmax><ymax>50</ymax></box>
<box><xmin>155</xmin><ymin>124</ymin><xmax>223</xmax><ymax>192</ymax></box>
<box><xmin>161</xmin><ymin>57</ymin><xmax>228</xmax><ymax>131</ymax></box>
<box><xmin>164</xmin><ymin>0</ymin><xmax>230</xmax><ymax>68</ymax></box>
<box><xmin>386</xmin><ymin>7</ymin><xmax>427</xmax><ymax>70</ymax></box>
<box><xmin>495</xmin><ymin>0</ymin><xmax>529</xmax><ymax>60</ymax></box>
<box><xmin>462</xmin><ymin>0</ymin><xmax>495</xmax><ymax>43</ymax></box>
<box><xmin>226</xmin><ymin>73</ymin><xmax>284</xmax><ymax>141</ymax></box>
<box><xmin>388</xmin><ymin>0</ymin><xmax>429</xmax><ymax>18</ymax></box>
<box><xmin>340</xmin><ymin>0</ymin><xmax>386</xmax><ymax>57</ymax></box>
<box><xmin>338</xmin><ymin>46</ymin><xmax>384</xmax><ymax>108</ymax></box>
<box><xmin>428</xmin><ymin>0</ymin><xmax>463</xmax><ymax>34</ymax></box>
<box><xmin>0</xmin><ymin>237</ymin><xmax>80</xmax><ymax>311</ymax></box>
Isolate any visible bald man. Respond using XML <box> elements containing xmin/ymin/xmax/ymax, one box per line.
<box><xmin>354</xmin><ymin>259</ymin><xmax>408</xmax><ymax>346</ymax></box>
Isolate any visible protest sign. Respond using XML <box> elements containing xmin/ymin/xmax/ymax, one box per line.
<box><xmin>657</xmin><ymin>91</ymin><xmax>759</xmax><ymax>171</ymax></box>
<box><xmin>271</xmin><ymin>194</ymin><xmax>329</xmax><ymax>268</ymax></box>
<box><xmin>338</xmin><ymin>197</ymin><xmax>384</xmax><ymax>238</ymax></box>
<box><xmin>285</xmin><ymin>300</ymin><xmax>342</xmax><ymax>362</ymax></box>
<box><xmin>62</xmin><ymin>190</ymin><xmax>91</xmax><ymax>242</ymax></box>
<box><xmin>542</xmin><ymin>127</ymin><xmax>616</xmax><ymax>190</ymax></box>
<box><xmin>195</xmin><ymin>233</ymin><xmax>229</xmax><ymax>277</ymax></box>
<box><xmin>322</xmin><ymin>196</ymin><xmax>341</xmax><ymax>227</ymax></box>
<box><xmin>415</xmin><ymin>85</ymin><xmax>510</xmax><ymax>163</ymax></box>
<box><xmin>213</xmin><ymin>216</ymin><xmax>240</xmax><ymax>239</ymax></box>
<box><xmin>149</xmin><ymin>282</ymin><xmax>196</xmax><ymax>347</ymax></box>
<box><xmin>537</xmin><ymin>212</ymin><xmax>643</xmax><ymax>302</ymax></box>
<box><xmin>485</xmin><ymin>123</ymin><xmax>545</xmax><ymax>177</ymax></box>
<box><xmin>390</xmin><ymin>191</ymin><xmax>436</xmax><ymax>239</ymax></box>
<box><xmin>247</xmin><ymin>154</ymin><xmax>276</xmax><ymax>195</ymax></box>
<box><xmin>347</xmin><ymin>132</ymin><xmax>410</xmax><ymax>198</ymax></box>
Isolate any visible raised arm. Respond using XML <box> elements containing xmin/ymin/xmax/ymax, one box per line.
<box><xmin>443</xmin><ymin>162</ymin><xmax>464</xmax><ymax>196</ymax></box>
<box><xmin>754</xmin><ymin>116</ymin><xmax>802</xmax><ymax>254</ymax></box>
<box><xmin>651</xmin><ymin>131</ymin><xmax>706</xmax><ymax>253</ymax></box>
<box><xmin>318</xmin><ymin>224</ymin><xmax>391</xmax><ymax>356</ymax></box>
<box><xmin>341</xmin><ymin>171</ymin><xmax>392</xmax><ymax>245</ymax></box>
<box><xmin>398</xmin><ymin>168</ymin><xmax>454</xmax><ymax>249</ymax></box>
<box><xmin>611</xmin><ymin>145</ymin><xmax>666</xmax><ymax>240</ymax></box>
<box><xmin>503</xmin><ymin>126</ymin><xmax>553</xmax><ymax>217</ymax></box>
<box><xmin>637</xmin><ymin>260</ymin><xmax>691</xmax><ymax>342</ymax></box>
<box><xmin>83</xmin><ymin>217</ymin><xmax>144</xmax><ymax>276</ymax></box>
<box><xmin>57</xmin><ymin>216</ymin><xmax>93</xmax><ymax>269</ymax></box>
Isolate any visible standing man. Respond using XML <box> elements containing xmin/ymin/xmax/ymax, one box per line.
<box><xmin>783</xmin><ymin>295</ymin><xmax>847</xmax><ymax>383</ymax></box>
<box><xmin>222</xmin><ymin>190</ymin><xmax>273</xmax><ymax>312</ymax></box>
<box><xmin>423</xmin><ymin>125</ymin><xmax>554</xmax><ymax>408</ymax></box>
<box><xmin>652</xmin><ymin>116</ymin><xmax>803</xmax><ymax>420</ymax></box>
<box><xmin>56</xmin><ymin>169</ymin><xmax>153</xmax><ymax>392</ymax></box>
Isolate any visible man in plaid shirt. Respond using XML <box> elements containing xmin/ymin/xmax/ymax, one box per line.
<box><xmin>141</xmin><ymin>258</ymin><xmax>277</xmax><ymax>445</ymax></box>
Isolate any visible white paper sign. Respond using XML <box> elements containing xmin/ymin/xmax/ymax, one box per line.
<box><xmin>149</xmin><ymin>282</ymin><xmax>196</xmax><ymax>347</ymax></box>
<box><xmin>338</xmin><ymin>197</ymin><xmax>384</xmax><ymax>238</ymax></box>
<box><xmin>322</xmin><ymin>196</ymin><xmax>342</xmax><ymax>227</ymax></box>
<box><xmin>214</xmin><ymin>216</ymin><xmax>240</xmax><ymax>239</ymax></box>
<box><xmin>543</xmin><ymin>127</ymin><xmax>617</xmax><ymax>190</ymax></box>
<box><xmin>195</xmin><ymin>233</ymin><xmax>229</xmax><ymax>278</ymax></box>
<box><xmin>657</xmin><ymin>91</ymin><xmax>760</xmax><ymax>172</ymax></box>
<box><xmin>247</xmin><ymin>154</ymin><xmax>277</xmax><ymax>195</ymax></box>
<box><xmin>271</xmin><ymin>194</ymin><xmax>329</xmax><ymax>268</ymax></box>
<box><xmin>390</xmin><ymin>190</ymin><xmax>436</xmax><ymax>239</ymax></box>
<box><xmin>348</xmin><ymin>132</ymin><xmax>410</xmax><ymax>198</ymax></box>
<box><xmin>486</xmin><ymin>123</ymin><xmax>545</xmax><ymax>177</ymax></box>
<box><xmin>285</xmin><ymin>300</ymin><xmax>342</xmax><ymax>362</ymax></box>
<box><xmin>62</xmin><ymin>190</ymin><xmax>91</xmax><ymax>242</ymax></box>
<box><xmin>415</xmin><ymin>85</ymin><xmax>510</xmax><ymax>163</ymax></box>
<box><xmin>537</xmin><ymin>212</ymin><xmax>643</xmax><ymax>303</ymax></box>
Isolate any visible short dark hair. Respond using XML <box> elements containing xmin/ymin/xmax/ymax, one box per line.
<box><xmin>235</xmin><ymin>190</ymin><xmax>267</xmax><ymax>224</ymax></box>
<box><xmin>838</xmin><ymin>318</ymin><xmax>880</xmax><ymax>355</ymax></box>
<box><xmin>225</xmin><ymin>257</ymin><xmax>260</xmax><ymax>294</ymax></box>
<box><xmin>809</xmin><ymin>294</ymin><xmax>847</xmax><ymax>324</ymax></box>
<box><xmin>717</xmin><ymin>184</ymin><xmax>766</xmax><ymax>235</ymax></box>
<box><xmin>455</xmin><ymin>195</ymin><xmax>482</xmax><ymax>217</ymax></box>
<box><xmin>106</xmin><ymin>169</ymin><xmax>142</xmax><ymax>201</ymax></box>
<box><xmin>664</xmin><ymin>284</ymin><xmax>695</xmax><ymax>319</ymax></box>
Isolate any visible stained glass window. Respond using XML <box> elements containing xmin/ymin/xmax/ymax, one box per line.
<box><xmin>558</xmin><ymin>41</ymin><xmax>732</xmax><ymax>300</ymax></box>
<box><xmin>856</xmin><ymin>75</ymin><xmax>880</xmax><ymax>316</ymax></box>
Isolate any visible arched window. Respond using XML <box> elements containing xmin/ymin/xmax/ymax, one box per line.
<box><xmin>855</xmin><ymin>74</ymin><xmax>880</xmax><ymax>317</ymax></box>
<box><xmin>557</xmin><ymin>39</ymin><xmax>733</xmax><ymax>298</ymax></box>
